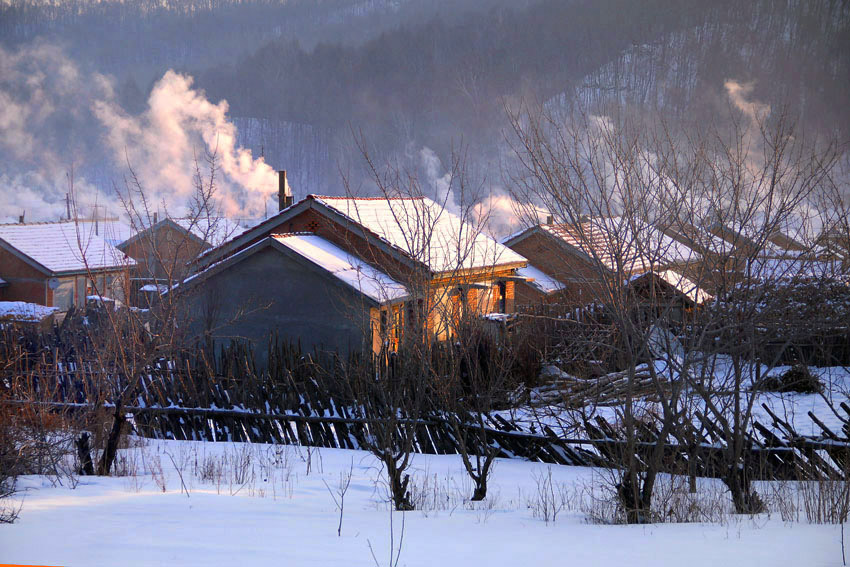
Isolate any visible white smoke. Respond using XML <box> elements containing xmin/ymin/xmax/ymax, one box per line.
<box><xmin>93</xmin><ymin>71</ymin><xmax>277</xmax><ymax>218</ymax></box>
<box><xmin>724</xmin><ymin>80</ymin><xmax>771</xmax><ymax>123</ymax></box>
<box><xmin>477</xmin><ymin>192</ymin><xmax>525</xmax><ymax>237</ymax></box>
<box><xmin>418</xmin><ymin>146</ymin><xmax>526</xmax><ymax>237</ymax></box>
<box><xmin>0</xmin><ymin>43</ymin><xmax>277</xmax><ymax>223</ymax></box>
<box><xmin>419</xmin><ymin>146</ymin><xmax>459</xmax><ymax>213</ymax></box>
<box><xmin>0</xmin><ymin>44</ymin><xmax>116</xmax><ymax>222</ymax></box>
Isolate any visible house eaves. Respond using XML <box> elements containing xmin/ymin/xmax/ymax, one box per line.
<box><xmin>117</xmin><ymin>218</ymin><xmax>207</xmax><ymax>252</ymax></box>
<box><xmin>180</xmin><ymin>236</ymin><xmax>400</xmax><ymax>308</ymax></box>
<box><xmin>193</xmin><ymin>197</ymin><xmax>421</xmax><ymax>274</ymax></box>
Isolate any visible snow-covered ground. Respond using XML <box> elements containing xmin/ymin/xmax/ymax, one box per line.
<box><xmin>515</xmin><ymin>363</ymin><xmax>850</xmax><ymax>440</ymax></box>
<box><xmin>0</xmin><ymin>439</ymin><xmax>844</xmax><ymax>566</ymax></box>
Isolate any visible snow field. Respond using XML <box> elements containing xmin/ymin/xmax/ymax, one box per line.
<box><xmin>0</xmin><ymin>438</ymin><xmax>844</xmax><ymax>566</ymax></box>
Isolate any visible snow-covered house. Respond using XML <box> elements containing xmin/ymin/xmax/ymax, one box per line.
<box><xmin>624</xmin><ymin>269</ymin><xmax>714</xmax><ymax>324</ymax></box>
<box><xmin>503</xmin><ymin>217</ymin><xmax>703</xmax><ymax>306</ymax></box>
<box><xmin>117</xmin><ymin>215</ymin><xmax>244</xmax><ymax>304</ymax></box>
<box><xmin>0</xmin><ymin>221</ymin><xmax>134</xmax><ymax>311</ymax></box>
<box><xmin>181</xmin><ymin>194</ymin><xmax>528</xmax><ymax>362</ymax></box>
<box><xmin>0</xmin><ymin>301</ymin><xmax>58</xmax><ymax>328</ymax></box>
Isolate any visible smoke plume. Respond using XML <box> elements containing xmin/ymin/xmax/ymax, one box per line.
<box><xmin>0</xmin><ymin>43</ymin><xmax>277</xmax><ymax>223</ymax></box>
<box><xmin>93</xmin><ymin>71</ymin><xmax>277</xmax><ymax>218</ymax></box>
<box><xmin>724</xmin><ymin>80</ymin><xmax>771</xmax><ymax>122</ymax></box>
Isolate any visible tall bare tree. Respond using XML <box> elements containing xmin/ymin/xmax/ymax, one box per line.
<box><xmin>506</xmin><ymin>102</ymin><xmax>843</xmax><ymax>518</ymax></box>
<box><xmin>329</xmin><ymin>137</ymin><xmax>524</xmax><ymax>507</ymax></box>
<box><xmin>74</xmin><ymin>150</ymin><xmax>232</xmax><ymax>475</ymax></box>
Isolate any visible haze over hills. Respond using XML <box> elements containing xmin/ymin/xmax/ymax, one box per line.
<box><xmin>0</xmin><ymin>0</ymin><xmax>846</xmax><ymax>226</ymax></box>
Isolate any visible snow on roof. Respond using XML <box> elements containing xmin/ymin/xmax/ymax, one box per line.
<box><xmin>0</xmin><ymin>221</ymin><xmax>133</xmax><ymax>274</ymax></box>
<box><xmin>273</xmin><ymin>234</ymin><xmax>408</xmax><ymax>304</ymax></box>
<box><xmin>748</xmin><ymin>257</ymin><xmax>845</xmax><ymax>280</ymax></box>
<box><xmin>0</xmin><ymin>301</ymin><xmax>57</xmax><ymax>322</ymax></box>
<box><xmin>139</xmin><ymin>283</ymin><xmax>169</xmax><ymax>293</ymax></box>
<box><xmin>66</xmin><ymin>219</ymin><xmax>137</xmax><ymax>248</ymax></box>
<box><xmin>172</xmin><ymin>217</ymin><xmax>245</xmax><ymax>247</ymax></box>
<box><xmin>543</xmin><ymin>217</ymin><xmax>700</xmax><ymax>274</ymax></box>
<box><xmin>661</xmin><ymin>221</ymin><xmax>738</xmax><ymax>257</ymax></box>
<box><xmin>501</xmin><ymin>224</ymin><xmax>535</xmax><ymax>246</ymax></box>
<box><xmin>711</xmin><ymin>213</ymin><xmax>828</xmax><ymax>258</ymax></box>
<box><xmin>0</xmin><ymin>277</ymin><xmax>6</xmax><ymax>287</ymax></box>
<box><xmin>312</xmin><ymin>196</ymin><xmax>527</xmax><ymax>273</ymax></box>
<box><xmin>516</xmin><ymin>264</ymin><xmax>565</xmax><ymax>294</ymax></box>
<box><xmin>630</xmin><ymin>270</ymin><xmax>713</xmax><ymax>305</ymax></box>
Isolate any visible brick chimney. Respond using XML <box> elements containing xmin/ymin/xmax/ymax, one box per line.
<box><xmin>278</xmin><ymin>170</ymin><xmax>293</xmax><ymax>211</ymax></box>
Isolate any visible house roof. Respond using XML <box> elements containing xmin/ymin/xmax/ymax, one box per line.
<box><xmin>273</xmin><ymin>234</ymin><xmax>407</xmax><ymax>304</ymax></box>
<box><xmin>506</xmin><ymin>218</ymin><xmax>700</xmax><ymax>275</ymax></box>
<box><xmin>171</xmin><ymin>217</ymin><xmax>245</xmax><ymax>247</ymax></box>
<box><xmin>70</xmin><ymin>219</ymin><xmax>137</xmax><ymax>247</ymax></box>
<box><xmin>312</xmin><ymin>196</ymin><xmax>527</xmax><ymax>273</ymax></box>
<box><xmin>0</xmin><ymin>277</ymin><xmax>6</xmax><ymax>287</ymax></box>
<box><xmin>195</xmin><ymin>195</ymin><xmax>527</xmax><ymax>276</ymax></box>
<box><xmin>0</xmin><ymin>301</ymin><xmax>57</xmax><ymax>322</ymax></box>
<box><xmin>516</xmin><ymin>264</ymin><xmax>565</xmax><ymax>295</ymax></box>
<box><xmin>118</xmin><ymin>216</ymin><xmax>245</xmax><ymax>251</ymax></box>
<box><xmin>182</xmin><ymin>234</ymin><xmax>406</xmax><ymax>306</ymax></box>
<box><xmin>629</xmin><ymin>270</ymin><xmax>713</xmax><ymax>305</ymax></box>
<box><xmin>748</xmin><ymin>257</ymin><xmax>845</xmax><ymax>280</ymax></box>
<box><xmin>0</xmin><ymin>221</ymin><xmax>133</xmax><ymax>275</ymax></box>
<box><xmin>661</xmin><ymin>221</ymin><xmax>737</xmax><ymax>257</ymax></box>
<box><xmin>710</xmin><ymin>215</ymin><xmax>828</xmax><ymax>259</ymax></box>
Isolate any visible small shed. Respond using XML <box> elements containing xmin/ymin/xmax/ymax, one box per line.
<box><xmin>0</xmin><ymin>221</ymin><xmax>134</xmax><ymax>310</ymax></box>
<box><xmin>117</xmin><ymin>216</ymin><xmax>244</xmax><ymax>304</ymax></box>
<box><xmin>0</xmin><ymin>301</ymin><xmax>58</xmax><ymax>329</ymax></box>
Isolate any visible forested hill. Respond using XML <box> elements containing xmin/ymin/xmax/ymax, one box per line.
<box><xmin>1</xmin><ymin>0</ymin><xmax>847</xmax><ymax>204</ymax></box>
<box><xmin>0</xmin><ymin>0</ymin><xmax>531</xmax><ymax>85</ymax></box>
<box><xmin>193</xmin><ymin>0</ymin><xmax>849</xmax><ymax>192</ymax></box>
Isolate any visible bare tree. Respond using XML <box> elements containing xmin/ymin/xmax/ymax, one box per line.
<box><xmin>327</xmin><ymin>136</ymin><xmax>524</xmax><ymax>507</ymax></box>
<box><xmin>666</xmin><ymin>110</ymin><xmax>843</xmax><ymax>513</ymax></box>
<box><xmin>506</xmin><ymin>106</ymin><xmax>709</xmax><ymax>522</ymax></box>
<box><xmin>72</xmin><ymin>149</ymin><xmax>233</xmax><ymax>475</ymax></box>
<box><xmin>506</xmin><ymin>101</ymin><xmax>843</xmax><ymax>518</ymax></box>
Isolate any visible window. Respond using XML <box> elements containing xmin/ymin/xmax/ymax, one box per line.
<box><xmin>497</xmin><ymin>282</ymin><xmax>507</xmax><ymax>313</ymax></box>
<box><xmin>406</xmin><ymin>300</ymin><xmax>415</xmax><ymax>327</ymax></box>
<box><xmin>380</xmin><ymin>309</ymin><xmax>388</xmax><ymax>338</ymax></box>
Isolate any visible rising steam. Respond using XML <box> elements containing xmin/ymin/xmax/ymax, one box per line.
<box><xmin>93</xmin><ymin>71</ymin><xmax>277</xmax><ymax>218</ymax></box>
<box><xmin>0</xmin><ymin>43</ymin><xmax>277</xmax><ymax>223</ymax></box>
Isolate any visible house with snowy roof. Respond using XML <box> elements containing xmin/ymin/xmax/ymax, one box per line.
<box><xmin>116</xmin><ymin>214</ymin><xmax>244</xmax><ymax>304</ymax></box>
<box><xmin>0</xmin><ymin>221</ymin><xmax>134</xmax><ymax>311</ymax></box>
<box><xmin>503</xmin><ymin>217</ymin><xmax>704</xmax><ymax>306</ymax></box>
<box><xmin>662</xmin><ymin>217</ymin><xmax>843</xmax><ymax>284</ymax></box>
<box><xmin>180</xmin><ymin>190</ymin><xmax>528</xmax><ymax>363</ymax></box>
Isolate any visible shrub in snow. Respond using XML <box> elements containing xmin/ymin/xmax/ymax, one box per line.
<box><xmin>759</xmin><ymin>364</ymin><xmax>823</xmax><ymax>394</ymax></box>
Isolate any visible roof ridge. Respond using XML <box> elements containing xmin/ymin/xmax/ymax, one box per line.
<box><xmin>310</xmin><ymin>194</ymin><xmax>426</xmax><ymax>201</ymax></box>
<box><xmin>271</xmin><ymin>231</ymin><xmax>318</xmax><ymax>238</ymax></box>
<box><xmin>0</xmin><ymin>220</ymin><xmax>78</xmax><ymax>227</ymax></box>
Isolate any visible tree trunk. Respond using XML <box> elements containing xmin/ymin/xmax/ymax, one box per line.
<box><xmin>688</xmin><ymin>444</ymin><xmax>698</xmax><ymax>493</ymax></box>
<box><xmin>618</xmin><ymin>469</ymin><xmax>651</xmax><ymax>524</ymax></box>
<box><xmin>471</xmin><ymin>477</ymin><xmax>487</xmax><ymax>501</ymax></box>
<box><xmin>725</xmin><ymin>466</ymin><xmax>764</xmax><ymax>514</ymax></box>
<box><xmin>75</xmin><ymin>432</ymin><xmax>95</xmax><ymax>476</ymax></box>
<box><xmin>96</xmin><ymin>409</ymin><xmax>126</xmax><ymax>476</ymax></box>
<box><xmin>387</xmin><ymin>463</ymin><xmax>413</xmax><ymax>511</ymax></box>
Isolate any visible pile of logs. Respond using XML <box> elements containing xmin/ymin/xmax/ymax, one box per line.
<box><xmin>522</xmin><ymin>363</ymin><xmax>660</xmax><ymax>407</ymax></box>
